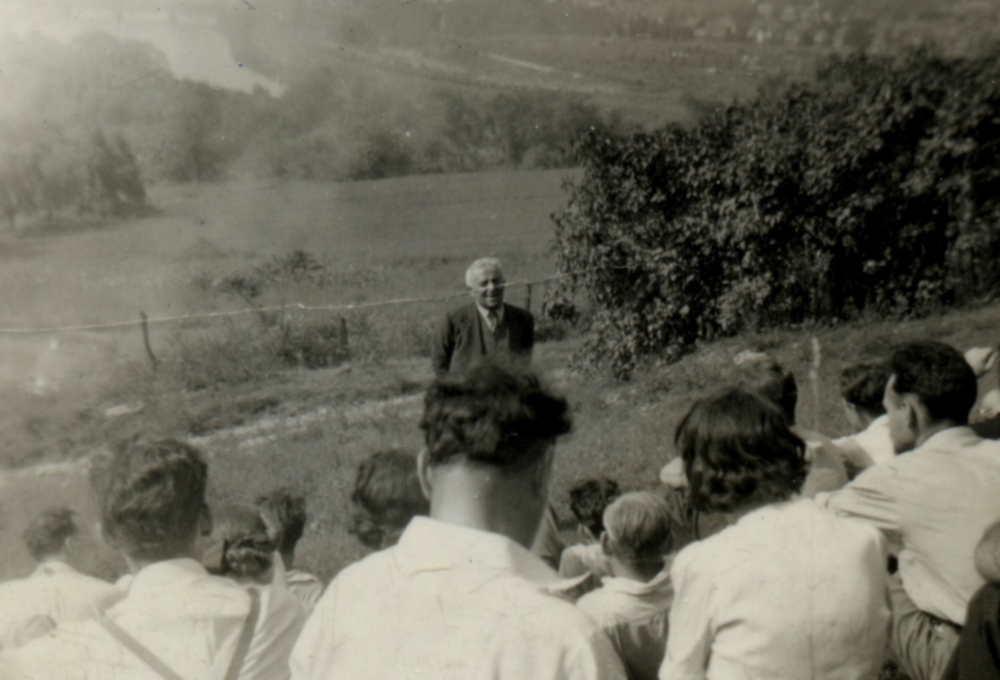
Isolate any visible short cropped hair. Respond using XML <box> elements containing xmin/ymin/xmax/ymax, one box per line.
<box><xmin>100</xmin><ymin>437</ymin><xmax>208</xmax><ymax>562</ymax></box>
<box><xmin>465</xmin><ymin>257</ymin><xmax>504</xmax><ymax>289</ymax></box>
<box><xmin>603</xmin><ymin>492</ymin><xmax>674</xmax><ymax>564</ymax></box>
<box><xmin>23</xmin><ymin>507</ymin><xmax>78</xmax><ymax>561</ymax></box>
<box><xmin>348</xmin><ymin>449</ymin><xmax>429</xmax><ymax>549</ymax></box>
<box><xmin>839</xmin><ymin>360</ymin><xmax>890</xmax><ymax>416</ymax></box>
<box><xmin>203</xmin><ymin>504</ymin><xmax>274</xmax><ymax>579</ymax></box>
<box><xmin>568</xmin><ymin>477</ymin><xmax>621</xmax><ymax>537</ymax></box>
<box><xmin>675</xmin><ymin>388</ymin><xmax>807</xmax><ymax>513</ymax></box>
<box><xmin>420</xmin><ymin>364</ymin><xmax>571</xmax><ymax>469</ymax></box>
<box><xmin>733</xmin><ymin>357</ymin><xmax>798</xmax><ymax>423</ymax></box>
<box><xmin>890</xmin><ymin>341</ymin><xmax>977</xmax><ymax>425</ymax></box>
<box><xmin>255</xmin><ymin>488</ymin><xmax>307</xmax><ymax>557</ymax></box>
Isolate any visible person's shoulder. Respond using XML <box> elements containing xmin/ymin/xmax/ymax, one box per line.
<box><xmin>504</xmin><ymin>303</ymin><xmax>534</xmax><ymax>322</ymax></box>
<box><xmin>1</xmin><ymin>618</ymin><xmax>123</xmax><ymax>680</ymax></box>
<box><xmin>445</xmin><ymin>302</ymin><xmax>477</xmax><ymax>320</ymax></box>
<box><xmin>576</xmin><ymin>585</ymin><xmax>623</xmax><ymax>625</ymax></box>
<box><xmin>313</xmin><ymin>547</ymin><xmax>399</xmax><ymax>609</ymax></box>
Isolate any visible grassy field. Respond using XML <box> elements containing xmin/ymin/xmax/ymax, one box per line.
<box><xmin>2</xmin><ymin>171</ymin><xmax>1000</xmax><ymax>595</ymax></box>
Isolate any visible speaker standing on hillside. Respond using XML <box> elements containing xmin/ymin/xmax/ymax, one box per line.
<box><xmin>431</xmin><ymin>258</ymin><xmax>534</xmax><ymax>377</ymax></box>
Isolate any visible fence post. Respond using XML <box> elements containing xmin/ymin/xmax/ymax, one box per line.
<box><xmin>339</xmin><ymin>315</ymin><xmax>349</xmax><ymax>353</ymax></box>
<box><xmin>140</xmin><ymin>311</ymin><xmax>159</xmax><ymax>370</ymax></box>
<box><xmin>525</xmin><ymin>283</ymin><xmax>532</xmax><ymax>313</ymax></box>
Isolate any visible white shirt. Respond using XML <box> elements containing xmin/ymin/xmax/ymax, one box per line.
<box><xmin>660</xmin><ymin>499</ymin><xmax>890</xmax><ymax>680</ymax></box>
<box><xmin>578</xmin><ymin>568</ymin><xmax>674</xmax><ymax>680</ymax></box>
<box><xmin>285</xmin><ymin>569</ymin><xmax>324</xmax><ymax>613</ymax></box>
<box><xmin>0</xmin><ymin>560</ymin><xmax>123</xmax><ymax>651</ymax></box>
<box><xmin>241</xmin><ymin>556</ymin><xmax>308</xmax><ymax>680</ymax></box>
<box><xmin>0</xmin><ymin>557</ymin><xmax>303</xmax><ymax>680</ymax></box>
<box><xmin>291</xmin><ymin>516</ymin><xmax>627</xmax><ymax>680</ymax></box>
<box><xmin>818</xmin><ymin>426</ymin><xmax>1000</xmax><ymax>625</ymax></box>
<box><xmin>560</xmin><ymin>542</ymin><xmax>615</xmax><ymax>583</ymax></box>
<box><xmin>834</xmin><ymin>415</ymin><xmax>896</xmax><ymax>469</ymax></box>
<box><xmin>475</xmin><ymin>302</ymin><xmax>505</xmax><ymax>332</ymax></box>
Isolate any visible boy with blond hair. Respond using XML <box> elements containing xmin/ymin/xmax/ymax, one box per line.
<box><xmin>577</xmin><ymin>492</ymin><xmax>674</xmax><ymax>680</ymax></box>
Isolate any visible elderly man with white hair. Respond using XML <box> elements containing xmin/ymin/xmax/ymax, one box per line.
<box><xmin>431</xmin><ymin>257</ymin><xmax>534</xmax><ymax>377</ymax></box>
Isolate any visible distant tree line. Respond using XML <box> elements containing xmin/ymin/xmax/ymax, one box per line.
<box><xmin>551</xmin><ymin>46</ymin><xmax>1000</xmax><ymax>378</ymax></box>
<box><xmin>0</xmin><ymin>128</ymin><xmax>148</xmax><ymax>231</ymax></box>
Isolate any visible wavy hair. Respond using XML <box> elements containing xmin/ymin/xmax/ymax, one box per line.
<box><xmin>420</xmin><ymin>364</ymin><xmax>571</xmax><ymax>470</ymax></box>
<box><xmin>675</xmin><ymin>388</ymin><xmax>807</xmax><ymax>514</ymax></box>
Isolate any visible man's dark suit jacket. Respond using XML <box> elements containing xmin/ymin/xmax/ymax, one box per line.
<box><xmin>431</xmin><ymin>302</ymin><xmax>534</xmax><ymax>376</ymax></box>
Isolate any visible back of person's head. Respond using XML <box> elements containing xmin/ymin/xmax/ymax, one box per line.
<box><xmin>675</xmin><ymin>388</ymin><xmax>807</xmax><ymax>513</ymax></box>
<box><xmin>602</xmin><ymin>492</ymin><xmax>673</xmax><ymax>566</ymax></box>
<box><xmin>202</xmin><ymin>504</ymin><xmax>274</xmax><ymax>580</ymax></box>
<box><xmin>839</xmin><ymin>360</ymin><xmax>890</xmax><ymax>416</ymax></box>
<box><xmin>23</xmin><ymin>507</ymin><xmax>78</xmax><ymax>562</ymax></box>
<box><xmin>568</xmin><ymin>477</ymin><xmax>621</xmax><ymax>540</ymax></box>
<box><xmin>255</xmin><ymin>488</ymin><xmax>307</xmax><ymax>558</ymax></box>
<box><xmin>732</xmin><ymin>356</ymin><xmax>798</xmax><ymax>423</ymax></box>
<box><xmin>420</xmin><ymin>364</ymin><xmax>571</xmax><ymax>471</ymax></box>
<box><xmin>99</xmin><ymin>436</ymin><xmax>209</xmax><ymax>563</ymax></box>
<box><xmin>890</xmin><ymin>341</ymin><xmax>977</xmax><ymax>425</ymax></box>
<box><xmin>348</xmin><ymin>449</ymin><xmax>429</xmax><ymax>550</ymax></box>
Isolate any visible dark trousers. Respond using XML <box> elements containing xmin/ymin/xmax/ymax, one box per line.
<box><xmin>941</xmin><ymin>583</ymin><xmax>1000</xmax><ymax>680</ymax></box>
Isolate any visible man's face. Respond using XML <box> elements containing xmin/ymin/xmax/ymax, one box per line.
<box><xmin>469</xmin><ymin>265</ymin><xmax>505</xmax><ymax>311</ymax></box>
<box><xmin>884</xmin><ymin>375</ymin><xmax>918</xmax><ymax>454</ymax></box>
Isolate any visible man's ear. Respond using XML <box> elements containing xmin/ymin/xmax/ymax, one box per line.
<box><xmin>416</xmin><ymin>448</ymin><xmax>434</xmax><ymax>502</ymax></box>
<box><xmin>904</xmin><ymin>394</ymin><xmax>926</xmax><ymax>437</ymax></box>
<box><xmin>599</xmin><ymin>531</ymin><xmax>614</xmax><ymax>558</ymax></box>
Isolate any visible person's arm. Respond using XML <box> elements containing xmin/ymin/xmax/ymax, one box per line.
<box><xmin>965</xmin><ymin>347</ymin><xmax>997</xmax><ymax>378</ymax></box>
<box><xmin>659</xmin><ymin>549</ymin><xmax>712</xmax><ymax>680</ymax></box>
<box><xmin>815</xmin><ymin>463</ymin><xmax>902</xmax><ymax>538</ymax></box>
<box><xmin>289</xmin><ymin>580</ymin><xmax>340</xmax><ymax>680</ymax></box>
<box><xmin>430</xmin><ymin>313</ymin><xmax>455</xmax><ymax>377</ymax></box>
<box><xmin>974</xmin><ymin>521</ymin><xmax>1000</xmax><ymax>584</ymax></box>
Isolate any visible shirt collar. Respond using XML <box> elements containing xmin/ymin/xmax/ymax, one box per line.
<box><xmin>33</xmin><ymin>560</ymin><xmax>76</xmax><ymax>578</ymax></box>
<box><xmin>126</xmin><ymin>557</ymin><xmax>210</xmax><ymax>596</ymax></box>
<box><xmin>475</xmin><ymin>302</ymin><xmax>505</xmax><ymax>327</ymax></box>
<box><xmin>918</xmin><ymin>425</ymin><xmax>980</xmax><ymax>451</ymax></box>
<box><xmin>596</xmin><ymin>561</ymin><xmax>674</xmax><ymax>597</ymax></box>
<box><xmin>394</xmin><ymin>516</ymin><xmax>560</xmax><ymax>588</ymax></box>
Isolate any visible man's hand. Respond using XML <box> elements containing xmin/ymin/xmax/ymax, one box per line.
<box><xmin>965</xmin><ymin>346</ymin><xmax>997</xmax><ymax>378</ymax></box>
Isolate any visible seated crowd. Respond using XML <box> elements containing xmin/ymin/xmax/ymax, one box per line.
<box><xmin>2</xmin><ymin>334</ymin><xmax>1000</xmax><ymax>679</ymax></box>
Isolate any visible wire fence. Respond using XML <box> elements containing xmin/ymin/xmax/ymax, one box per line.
<box><xmin>0</xmin><ymin>267</ymin><xmax>621</xmax><ymax>335</ymax></box>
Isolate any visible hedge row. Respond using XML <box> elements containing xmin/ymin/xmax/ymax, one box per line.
<box><xmin>551</xmin><ymin>46</ymin><xmax>1000</xmax><ymax>377</ymax></box>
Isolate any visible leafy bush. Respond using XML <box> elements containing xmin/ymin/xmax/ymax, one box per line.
<box><xmin>552</xmin><ymin>46</ymin><xmax>1000</xmax><ymax>378</ymax></box>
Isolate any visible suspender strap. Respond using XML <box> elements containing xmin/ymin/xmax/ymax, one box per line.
<box><xmin>98</xmin><ymin>587</ymin><xmax>259</xmax><ymax>680</ymax></box>
<box><xmin>96</xmin><ymin>616</ymin><xmax>185</xmax><ymax>680</ymax></box>
<box><xmin>224</xmin><ymin>587</ymin><xmax>261</xmax><ymax>680</ymax></box>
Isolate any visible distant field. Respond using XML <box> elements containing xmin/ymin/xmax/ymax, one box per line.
<box><xmin>2</xmin><ymin>169</ymin><xmax>999</xmax><ymax>592</ymax></box>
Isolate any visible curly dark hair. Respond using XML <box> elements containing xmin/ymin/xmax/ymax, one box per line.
<box><xmin>675</xmin><ymin>388</ymin><xmax>807</xmax><ymax>514</ymax></box>
<box><xmin>420</xmin><ymin>364</ymin><xmax>571</xmax><ymax>469</ymax></box>
<box><xmin>255</xmin><ymin>488</ymin><xmax>307</xmax><ymax>557</ymax></box>
<box><xmin>348</xmin><ymin>449</ymin><xmax>429</xmax><ymax>550</ymax></box>
<box><xmin>891</xmin><ymin>341</ymin><xmax>977</xmax><ymax>425</ymax></box>
<box><xmin>204</xmin><ymin>504</ymin><xmax>274</xmax><ymax>580</ymax></box>
<box><xmin>839</xmin><ymin>360</ymin><xmax>890</xmax><ymax>416</ymax></box>
<box><xmin>568</xmin><ymin>477</ymin><xmax>621</xmax><ymax>537</ymax></box>
<box><xmin>23</xmin><ymin>507</ymin><xmax>78</xmax><ymax>561</ymax></box>
<box><xmin>99</xmin><ymin>436</ymin><xmax>208</xmax><ymax>562</ymax></box>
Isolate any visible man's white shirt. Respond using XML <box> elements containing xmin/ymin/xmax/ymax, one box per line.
<box><xmin>291</xmin><ymin>516</ymin><xmax>627</xmax><ymax>680</ymax></box>
<box><xmin>0</xmin><ymin>560</ymin><xmax>123</xmax><ymax>651</ymax></box>
<box><xmin>0</xmin><ymin>557</ymin><xmax>305</xmax><ymax>680</ymax></box>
